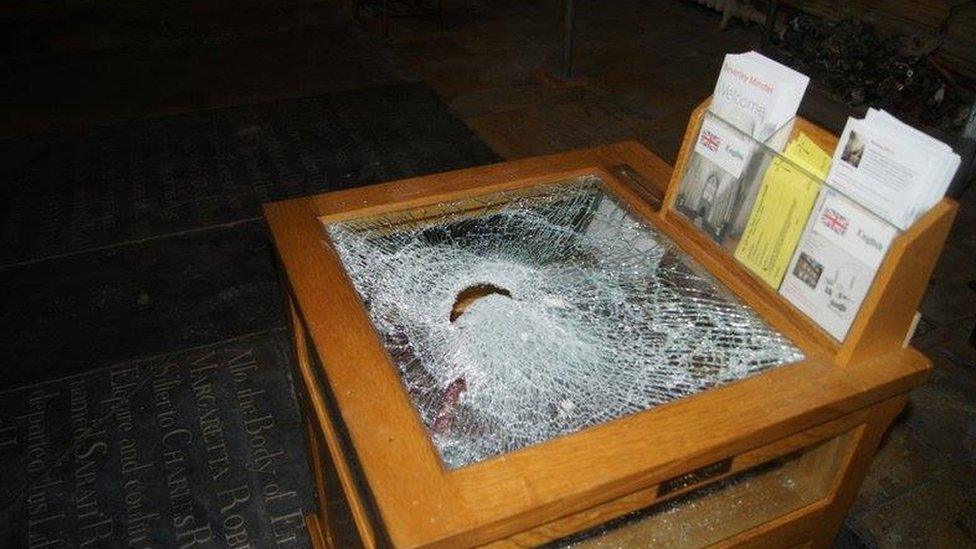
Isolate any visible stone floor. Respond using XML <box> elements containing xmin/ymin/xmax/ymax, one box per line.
<box><xmin>2</xmin><ymin>0</ymin><xmax>974</xmax><ymax>546</ymax></box>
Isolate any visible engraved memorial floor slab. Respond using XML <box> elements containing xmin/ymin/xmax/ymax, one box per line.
<box><xmin>0</xmin><ymin>330</ymin><xmax>315</xmax><ymax>548</ymax></box>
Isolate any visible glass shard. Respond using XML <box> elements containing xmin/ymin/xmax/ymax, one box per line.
<box><xmin>325</xmin><ymin>177</ymin><xmax>803</xmax><ymax>469</ymax></box>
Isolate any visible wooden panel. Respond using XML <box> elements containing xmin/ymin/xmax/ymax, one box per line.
<box><xmin>837</xmin><ymin>199</ymin><xmax>958</xmax><ymax>365</ymax></box>
<box><xmin>305</xmin><ymin>423</ymin><xmax>337</xmax><ymax>548</ymax></box>
<box><xmin>287</xmin><ymin>297</ymin><xmax>378</xmax><ymax>548</ymax></box>
<box><xmin>485</xmin><ymin>406</ymin><xmax>871</xmax><ymax>547</ymax></box>
<box><xmin>561</xmin><ymin>429</ymin><xmax>859</xmax><ymax>548</ymax></box>
<box><xmin>268</xmin><ymin>197</ymin><xmax>458</xmax><ymax>547</ymax></box>
<box><xmin>663</xmin><ymin>100</ymin><xmax>710</xmax><ymax>216</ymax></box>
<box><xmin>306</xmin><ymin>513</ymin><xmax>331</xmax><ymax>549</ymax></box>
<box><xmin>717</xmin><ymin>395</ymin><xmax>908</xmax><ymax>548</ymax></box>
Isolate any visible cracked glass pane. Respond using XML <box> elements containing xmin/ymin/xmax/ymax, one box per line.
<box><xmin>324</xmin><ymin>176</ymin><xmax>803</xmax><ymax>469</ymax></box>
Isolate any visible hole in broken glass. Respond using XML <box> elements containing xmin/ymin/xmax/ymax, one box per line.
<box><xmin>449</xmin><ymin>283</ymin><xmax>514</xmax><ymax>322</ymax></box>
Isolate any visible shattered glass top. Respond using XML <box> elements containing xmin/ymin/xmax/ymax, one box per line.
<box><xmin>325</xmin><ymin>177</ymin><xmax>803</xmax><ymax>469</ymax></box>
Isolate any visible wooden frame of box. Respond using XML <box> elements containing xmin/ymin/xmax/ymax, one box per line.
<box><xmin>264</xmin><ymin>100</ymin><xmax>957</xmax><ymax>548</ymax></box>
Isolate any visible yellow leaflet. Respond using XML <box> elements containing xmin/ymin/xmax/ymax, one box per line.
<box><xmin>733</xmin><ymin>133</ymin><xmax>828</xmax><ymax>288</ymax></box>
<box><xmin>784</xmin><ymin>132</ymin><xmax>831</xmax><ymax>179</ymax></box>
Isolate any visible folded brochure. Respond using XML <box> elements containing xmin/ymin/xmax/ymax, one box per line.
<box><xmin>779</xmin><ymin>188</ymin><xmax>898</xmax><ymax>340</ymax></box>
<box><xmin>827</xmin><ymin>109</ymin><xmax>959</xmax><ymax>230</ymax></box>
<box><xmin>734</xmin><ymin>133</ymin><xmax>830</xmax><ymax>288</ymax></box>
<box><xmin>710</xmin><ymin>51</ymin><xmax>810</xmax><ymax>142</ymax></box>
<box><xmin>676</xmin><ymin>51</ymin><xmax>810</xmax><ymax>245</ymax></box>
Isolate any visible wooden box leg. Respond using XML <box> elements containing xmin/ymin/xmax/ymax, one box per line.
<box><xmin>811</xmin><ymin>396</ymin><xmax>909</xmax><ymax>547</ymax></box>
<box><xmin>305</xmin><ymin>423</ymin><xmax>337</xmax><ymax>548</ymax></box>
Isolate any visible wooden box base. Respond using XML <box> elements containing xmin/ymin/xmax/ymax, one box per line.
<box><xmin>265</xmin><ymin>129</ymin><xmax>949</xmax><ymax>547</ymax></box>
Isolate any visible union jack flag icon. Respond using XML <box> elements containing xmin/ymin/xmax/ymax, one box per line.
<box><xmin>700</xmin><ymin>130</ymin><xmax>720</xmax><ymax>152</ymax></box>
<box><xmin>821</xmin><ymin>207</ymin><xmax>849</xmax><ymax>235</ymax></box>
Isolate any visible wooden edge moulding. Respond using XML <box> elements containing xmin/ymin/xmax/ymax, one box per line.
<box><xmin>263</xmin><ymin>98</ymin><xmax>958</xmax><ymax>548</ymax></box>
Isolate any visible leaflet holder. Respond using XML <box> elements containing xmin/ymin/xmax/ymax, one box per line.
<box><xmin>663</xmin><ymin>99</ymin><xmax>959</xmax><ymax>366</ymax></box>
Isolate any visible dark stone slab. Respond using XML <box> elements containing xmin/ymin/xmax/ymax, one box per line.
<box><xmin>0</xmin><ymin>220</ymin><xmax>285</xmax><ymax>391</ymax></box>
<box><xmin>904</xmin><ymin>345</ymin><xmax>976</xmax><ymax>464</ymax></box>
<box><xmin>918</xmin><ymin>245</ymin><xmax>976</xmax><ymax>328</ymax></box>
<box><xmin>0</xmin><ymin>8</ymin><xmax>417</xmax><ymax>138</ymax></box>
<box><xmin>946</xmin><ymin>185</ymin><xmax>976</xmax><ymax>259</ymax></box>
<box><xmin>0</xmin><ymin>329</ymin><xmax>314</xmax><ymax>548</ymax></box>
<box><xmin>851</xmin><ymin>462</ymin><xmax>976</xmax><ymax>548</ymax></box>
<box><xmin>846</xmin><ymin>419</ymin><xmax>951</xmax><ymax>519</ymax></box>
<box><xmin>833</xmin><ymin>522</ymin><xmax>869</xmax><ymax>549</ymax></box>
<box><xmin>0</xmin><ymin>83</ymin><xmax>500</xmax><ymax>265</ymax></box>
<box><xmin>298</xmin><ymin>83</ymin><xmax>501</xmax><ymax>194</ymax></box>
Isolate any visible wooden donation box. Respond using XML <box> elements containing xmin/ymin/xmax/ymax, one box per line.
<box><xmin>264</xmin><ymin>101</ymin><xmax>957</xmax><ymax>548</ymax></box>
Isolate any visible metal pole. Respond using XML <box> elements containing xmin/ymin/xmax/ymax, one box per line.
<box><xmin>562</xmin><ymin>0</ymin><xmax>576</xmax><ymax>79</ymax></box>
<box><xmin>948</xmin><ymin>95</ymin><xmax>976</xmax><ymax>198</ymax></box>
<box><xmin>964</xmin><ymin>95</ymin><xmax>976</xmax><ymax>140</ymax></box>
<box><xmin>761</xmin><ymin>0</ymin><xmax>780</xmax><ymax>50</ymax></box>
